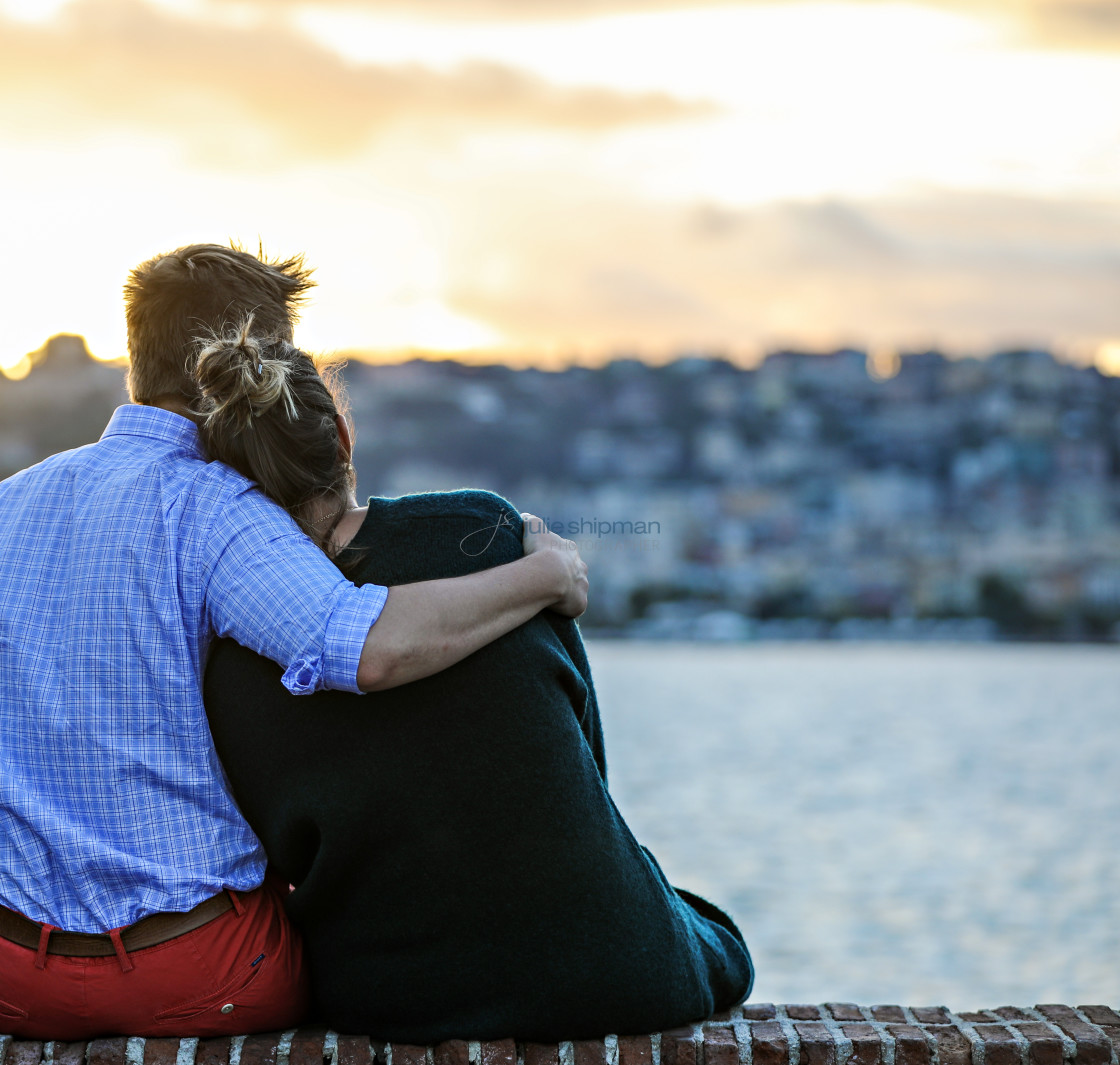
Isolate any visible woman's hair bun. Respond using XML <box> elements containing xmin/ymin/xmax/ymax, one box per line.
<box><xmin>194</xmin><ymin>315</ymin><xmax>298</xmax><ymax>428</ymax></box>
<box><xmin>192</xmin><ymin>317</ymin><xmax>357</xmax><ymax>561</ymax></box>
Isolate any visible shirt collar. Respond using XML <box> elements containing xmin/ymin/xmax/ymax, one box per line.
<box><xmin>100</xmin><ymin>404</ymin><xmax>204</xmax><ymax>460</ymax></box>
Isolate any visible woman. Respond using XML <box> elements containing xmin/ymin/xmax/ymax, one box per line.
<box><xmin>197</xmin><ymin>323</ymin><xmax>754</xmax><ymax>1042</ymax></box>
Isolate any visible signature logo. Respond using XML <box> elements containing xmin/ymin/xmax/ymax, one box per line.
<box><xmin>459</xmin><ymin>510</ymin><xmax>517</xmax><ymax>556</ymax></box>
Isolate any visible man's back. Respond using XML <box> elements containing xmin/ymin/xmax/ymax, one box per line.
<box><xmin>0</xmin><ymin>404</ymin><xmax>385</xmax><ymax>933</ymax></box>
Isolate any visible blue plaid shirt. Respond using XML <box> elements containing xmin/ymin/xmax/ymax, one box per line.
<box><xmin>0</xmin><ymin>405</ymin><xmax>388</xmax><ymax>932</ymax></box>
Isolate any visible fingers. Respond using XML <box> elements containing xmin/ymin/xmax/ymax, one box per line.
<box><xmin>556</xmin><ymin>549</ymin><xmax>590</xmax><ymax>617</ymax></box>
<box><xmin>565</xmin><ymin>570</ymin><xmax>590</xmax><ymax>617</ymax></box>
<box><xmin>521</xmin><ymin>513</ymin><xmax>568</xmax><ymax>553</ymax></box>
<box><xmin>519</xmin><ymin>512</ymin><xmax>589</xmax><ymax>615</ymax></box>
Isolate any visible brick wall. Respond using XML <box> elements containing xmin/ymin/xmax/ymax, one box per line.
<box><xmin>2</xmin><ymin>1004</ymin><xmax>1118</xmax><ymax>1065</ymax></box>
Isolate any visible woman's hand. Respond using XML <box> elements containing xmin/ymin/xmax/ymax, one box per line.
<box><xmin>521</xmin><ymin>513</ymin><xmax>589</xmax><ymax>617</ymax></box>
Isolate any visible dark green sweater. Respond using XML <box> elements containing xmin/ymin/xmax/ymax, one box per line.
<box><xmin>204</xmin><ymin>490</ymin><xmax>753</xmax><ymax>1042</ymax></box>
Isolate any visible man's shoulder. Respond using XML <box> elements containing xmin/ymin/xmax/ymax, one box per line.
<box><xmin>0</xmin><ymin>437</ymin><xmax>109</xmax><ymax>498</ymax></box>
<box><xmin>181</xmin><ymin>459</ymin><xmax>301</xmax><ymax>543</ymax></box>
<box><xmin>0</xmin><ymin>433</ymin><xmax>255</xmax><ymax>515</ymax></box>
<box><xmin>185</xmin><ymin>454</ymin><xmax>254</xmax><ymax>495</ymax></box>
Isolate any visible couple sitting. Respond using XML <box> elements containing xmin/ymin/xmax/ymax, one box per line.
<box><xmin>0</xmin><ymin>244</ymin><xmax>752</xmax><ymax>1042</ymax></box>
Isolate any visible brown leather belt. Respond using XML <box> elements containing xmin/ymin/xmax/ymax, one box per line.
<box><xmin>0</xmin><ymin>891</ymin><xmax>235</xmax><ymax>956</ymax></box>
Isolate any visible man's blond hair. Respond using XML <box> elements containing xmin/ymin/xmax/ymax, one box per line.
<box><xmin>123</xmin><ymin>243</ymin><xmax>314</xmax><ymax>404</ymax></box>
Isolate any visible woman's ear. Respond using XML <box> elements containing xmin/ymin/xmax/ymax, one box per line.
<box><xmin>336</xmin><ymin>414</ymin><xmax>354</xmax><ymax>464</ymax></box>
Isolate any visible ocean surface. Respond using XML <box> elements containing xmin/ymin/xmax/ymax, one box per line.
<box><xmin>584</xmin><ymin>641</ymin><xmax>1120</xmax><ymax>1011</ymax></box>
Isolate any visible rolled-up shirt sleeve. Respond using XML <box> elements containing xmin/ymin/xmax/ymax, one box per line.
<box><xmin>281</xmin><ymin>580</ymin><xmax>389</xmax><ymax>694</ymax></box>
<box><xmin>199</xmin><ymin>485</ymin><xmax>388</xmax><ymax>694</ymax></box>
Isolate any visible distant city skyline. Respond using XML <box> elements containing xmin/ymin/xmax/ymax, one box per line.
<box><xmin>1</xmin><ymin>0</ymin><xmax>1118</xmax><ymax>378</ymax></box>
<box><xmin>5</xmin><ymin>339</ymin><xmax>1119</xmax><ymax>641</ymax></box>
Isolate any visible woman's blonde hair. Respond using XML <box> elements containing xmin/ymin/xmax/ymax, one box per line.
<box><xmin>193</xmin><ymin>317</ymin><xmax>355</xmax><ymax>556</ymax></box>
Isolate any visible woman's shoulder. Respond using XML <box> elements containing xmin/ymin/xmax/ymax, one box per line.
<box><xmin>340</xmin><ymin>489</ymin><xmax>523</xmax><ymax>587</ymax></box>
<box><xmin>359</xmin><ymin>489</ymin><xmax>516</xmax><ymax>526</ymax></box>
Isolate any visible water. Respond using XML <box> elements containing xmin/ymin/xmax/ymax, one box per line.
<box><xmin>585</xmin><ymin>640</ymin><xmax>1120</xmax><ymax>1010</ymax></box>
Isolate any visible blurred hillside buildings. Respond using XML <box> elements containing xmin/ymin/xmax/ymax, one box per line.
<box><xmin>4</xmin><ymin>340</ymin><xmax>1120</xmax><ymax>641</ymax></box>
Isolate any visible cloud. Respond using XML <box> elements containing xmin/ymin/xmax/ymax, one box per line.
<box><xmin>207</xmin><ymin>0</ymin><xmax>1120</xmax><ymax>50</ymax></box>
<box><xmin>888</xmin><ymin>0</ymin><xmax>1120</xmax><ymax>50</ymax></box>
<box><xmin>441</xmin><ymin>180</ymin><xmax>1120</xmax><ymax>355</ymax></box>
<box><xmin>0</xmin><ymin>0</ymin><xmax>713</xmax><ymax>160</ymax></box>
<box><xmin>216</xmin><ymin>0</ymin><xmax>734</xmax><ymax>18</ymax></box>
<box><xmin>1016</xmin><ymin>0</ymin><xmax>1120</xmax><ymax>51</ymax></box>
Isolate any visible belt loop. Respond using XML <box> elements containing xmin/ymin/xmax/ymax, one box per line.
<box><xmin>226</xmin><ymin>888</ymin><xmax>244</xmax><ymax>917</ymax></box>
<box><xmin>34</xmin><ymin>923</ymin><xmax>56</xmax><ymax>970</ymax></box>
<box><xmin>108</xmin><ymin>927</ymin><xmax>134</xmax><ymax>973</ymax></box>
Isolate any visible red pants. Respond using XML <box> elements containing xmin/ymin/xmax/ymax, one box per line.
<box><xmin>0</xmin><ymin>878</ymin><xmax>309</xmax><ymax>1039</ymax></box>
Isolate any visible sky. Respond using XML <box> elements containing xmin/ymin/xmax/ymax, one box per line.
<box><xmin>0</xmin><ymin>0</ymin><xmax>1118</xmax><ymax>375</ymax></box>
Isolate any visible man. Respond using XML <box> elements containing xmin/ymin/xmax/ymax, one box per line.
<box><xmin>0</xmin><ymin>243</ymin><xmax>588</xmax><ymax>1038</ymax></box>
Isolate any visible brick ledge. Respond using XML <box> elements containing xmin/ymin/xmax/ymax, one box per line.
<box><xmin>2</xmin><ymin>1004</ymin><xmax>1118</xmax><ymax>1065</ymax></box>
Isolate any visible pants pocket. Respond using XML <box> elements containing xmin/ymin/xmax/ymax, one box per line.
<box><xmin>0</xmin><ymin>995</ymin><xmax>30</xmax><ymax>1021</ymax></box>
<box><xmin>153</xmin><ymin>953</ymin><xmax>267</xmax><ymax>1023</ymax></box>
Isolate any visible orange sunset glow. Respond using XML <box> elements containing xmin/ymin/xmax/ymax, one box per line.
<box><xmin>0</xmin><ymin>0</ymin><xmax>1118</xmax><ymax>374</ymax></box>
